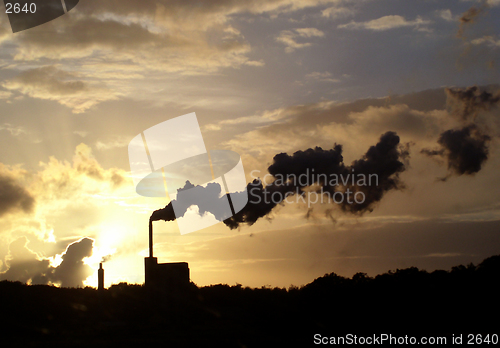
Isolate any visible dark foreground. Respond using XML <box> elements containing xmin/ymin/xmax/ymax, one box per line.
<box><xmin>1</xmin><ymin>255</ymin><xmax>499</xmax><ymax>347</ymax></box>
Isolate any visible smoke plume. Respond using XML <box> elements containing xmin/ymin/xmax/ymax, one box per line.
<box><xmin>101</xmin><ymin>254</ymin><xmax>113</xmax><ymax>263</ymax></box>
<box><xmin>457</xmin><ymin>7</ymin><xmax>482</xmax><ymax>39</ymax></box>
<box><xmin>446</xmin><ymin>86</ymin><xmax>500</xmax><ymax>121</ymax></box>
<box><xmin>421</xmin><ymin>86</ymin><xmax>499</xmax><ymax>178</ymax></box>
<box><xmin>224</xmin><ymin>131</ymin><xmax>408</xmax><ymax>229</ymax></box>
<box><xmin>150</xmin><ymin>181</ymin><xmax>233</xmax><ymax>223</ymax></box>
<box><xmin>151</xmin><ymin>132</ymin><xmax>409</xmax><ymax>229</ymax></box>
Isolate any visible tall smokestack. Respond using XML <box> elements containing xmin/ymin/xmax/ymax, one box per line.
<box><xmin>145</xmin><ymin>219</ymin><xmax>159</xmax><ymax>288</ymax></box>
<box><xmin>149</xmin><ymin>218</ymin><xmax>153</xmax><ymax>258</ymax></box>
<box><xmin>98</xmin><ymin>263</ymin><xmax>104</xmax><ymax>291</ymax></box>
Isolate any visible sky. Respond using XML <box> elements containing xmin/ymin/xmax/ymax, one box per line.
<box><xmin>0</xmin><ymin>0</ymin><xmax>499</xmax><ymax>289</ymax></box>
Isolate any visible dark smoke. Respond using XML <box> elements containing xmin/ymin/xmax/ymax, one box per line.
<box><xmin>422</xmin><ymin>86</ymin><xmax>499</xmax><ymax>178</ymax></box>
<box><xmin>101</xmin><ymin>254</ymin><xmax>113</xmax><ymax>263</ymax></box>
<box><xmin>339</xmin><ymin>131</ymin><xmax>408</xmax><ymax>213</ymax></box>
<box><xmin>446</xmin><ymin>86</ymin><xmax>500</xmax><ymax>121</ymax></box>
<box><xmin>222</xmin><ymin>179</ymin><xmax>298</xmax><ymax>229</ymax></box>
<box><xmin>427</xmin><ymin>125</ymin><xmax>490</xmax><ymax>176</ymax></box>
<box><xmin>224</xmin><ymin>131</ymin><xmax>408</xmax><ymax>229</ymax></box>
<box><xmin>151</xmin><ymin>132</ymin><xmax>408</xmax><ymax>230</ymax></box>
<box><xmin>457</xmin><ymin>7</ymin><xmax>482</xmax><ymax>39</ymax></box>
<box><xmin>150</xmin><ymin>181</ymin><xmax>233</xmax><ymax>223</ymax></box>
<box><xmin>459</xmin><ymin>7</ymin><xmax>481</xmax><ymax>24</ymax></box>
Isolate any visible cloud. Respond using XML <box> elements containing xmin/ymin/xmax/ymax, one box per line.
<box><xmin>0</xmin><ymin>90</ymin><xmax>12</xmax><ymax>99</ymax></box>
<box><xmin>20</xmin><ymin>143</ymin><xmax>128</xmax><ymax>206</ymax></box>
<box><xmin>0</xmin><ymin>237</ymin><xmax>50</xmax><ymax>284</ymax></box>
<box><xmin>95</xmin><ymin>138</ymin><xmax>130</xmax><ymax>151</ymax></box>
<box><xmin>0</xmin><ymin>144</ymin><xmax>134</xmax><ymax>285</ymax></box>
<box><xmin>338</xmin><ymin>15</ymin><xmax>430</xmax><ymax>31</ymax></box>
<box><xmin>0</xmin><ymin>123</ymin><xmax>27</xmax><ymax>136</ymax></box>
<box><xmin>0</xmin><ymin>123</ymin><xmax>42</xmax><ymax>144</ymax></box>
<box><xmin>204</xmin><ymin>108</ymin><xmax>287</xmax><ymax>132</ymax></box>
<box><xmin>305</xmin><ymin>71</ymin><xmax>341</xmax><ymax>83</ymax></box>
<box><xmin>276</xmin><ymin>28</ymin><xmax>325</xmax><ymax>52</ymax></box>
<box><xmin>436</xmin><ymin>9</ymin><xmax>455</xmax><ymax>22</ymax></box>
<box><xmin>471</xmin><ymin>36</ymin><xmax>500</xmax><ymax>48</ymax></box>
<box><xmin>322</xmin><ymin>6</ymin><xmax>356</xmax><ymax>19</ymax></box>
<box><xmin>73</xmin><ymin>131</ymin><xmax>88</xmax><ymax>138</ymax></box>
<box><xmin>294</xmin><ymin>28</ymin><xmax>325</xmax><ymax>38</ymax></box>
<box><xmin>2</xmin><ymin>66</ymin><xmax>120</xmax><ymax>113</ymax></box>
<box><xmin>51</xmin><ymin>237</ymin><xmax>94</xmax><ymax>287</ymax></box>
<box><xmin>223</xmin><ymin>95</ymin><xmax>444</xmax><ymax>166</ymax></box>
<box><xmin>244</xmin><ymin>60</ymin><xmax>266</xmax><ymax>67</ymax></box>
<box><xmin>0</xmin><ymin>171</ymin><xmax>35</xmax><ymax>218</ymax></box>
<box><xmin>75</xmin><ymin>0</ymin><xmax>348</xmax><ymax>24</ymax></box>
<box><xmin>276</xmin><ymin>30</ymin><xmax>312</xmax><ymax>52</ymax></box>
<box><xmin>5</xmin><ymin>0</ymin><xmax>345</xmax><ymax>76</ymax></box>
<box><xmin>0</xmin><ymin>237</ymin><xmax>94</xmax><ymax>287</ymax></box>
<box><xmin>0</xmin><ymin>14</ymin><xmax>9</xmax><ymax>44</ymax></box>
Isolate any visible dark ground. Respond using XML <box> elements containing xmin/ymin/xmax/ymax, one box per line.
<box><xmin>1</xmin><ymin>255</ymin><xmax>499</xmax><ymax>347</ymax></box>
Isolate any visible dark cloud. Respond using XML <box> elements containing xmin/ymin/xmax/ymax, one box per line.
<box><xmin>0</xmin><ymin>174</ymin><xmax>35</xmax><ymax>217</ymax></box>
<box><xmin>52</xmin><ymin>238</ymin><xmax>93</xmax><ymax>288</ymax></box>
<box><xmin>0</xmin><ymin>237</ymin><xmax>94</xmax><ymax>288</ymax></box>
<box><xmin>422</xmin><ymin>86</ymin><xmax>499</xmax><ymax>178</ymax></box>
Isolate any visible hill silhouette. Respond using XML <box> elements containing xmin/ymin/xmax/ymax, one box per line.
<box><xmin>0</xmin><ymin>255</ymin><xmax>499</xmax><ymax>347</ymax></box>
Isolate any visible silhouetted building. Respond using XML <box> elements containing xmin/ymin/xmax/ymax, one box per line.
<box><xmin>145</xmin><ymin>220</ymin><xmax>190</xmax><ymax>290</ymax></box>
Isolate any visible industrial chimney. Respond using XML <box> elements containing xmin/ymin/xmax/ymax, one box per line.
<box><xmin>145</xmin><ymin>220</ymin><xmax>190</xmax><ymax>290</ymax></box>
<box><xmin>98</xmin><ymin>262</ymin><xmax>104</xmax><ymax>291</ymax></box>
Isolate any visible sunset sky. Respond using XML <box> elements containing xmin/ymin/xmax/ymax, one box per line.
<box><xmin>0</xmin><ymin>0</ymin><xmax>499</xmax><ymax>289</ymax></box>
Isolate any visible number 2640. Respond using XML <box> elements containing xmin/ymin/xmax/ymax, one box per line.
<box><xmin>5</xmin><ymin>3</ymin><xmax>37</xmax><ymax>14</ymax></box>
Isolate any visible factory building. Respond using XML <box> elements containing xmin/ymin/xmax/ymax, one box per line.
<box><xmin>145</xmin><ymin>219</ymin><xmax>190</xmax><ymax>290</ymax></box>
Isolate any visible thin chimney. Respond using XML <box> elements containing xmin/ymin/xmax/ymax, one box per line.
<box><xmin>98</xmin><ymin>262</ymin><xmax>104</xmax><ymax>291</ymax></box>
